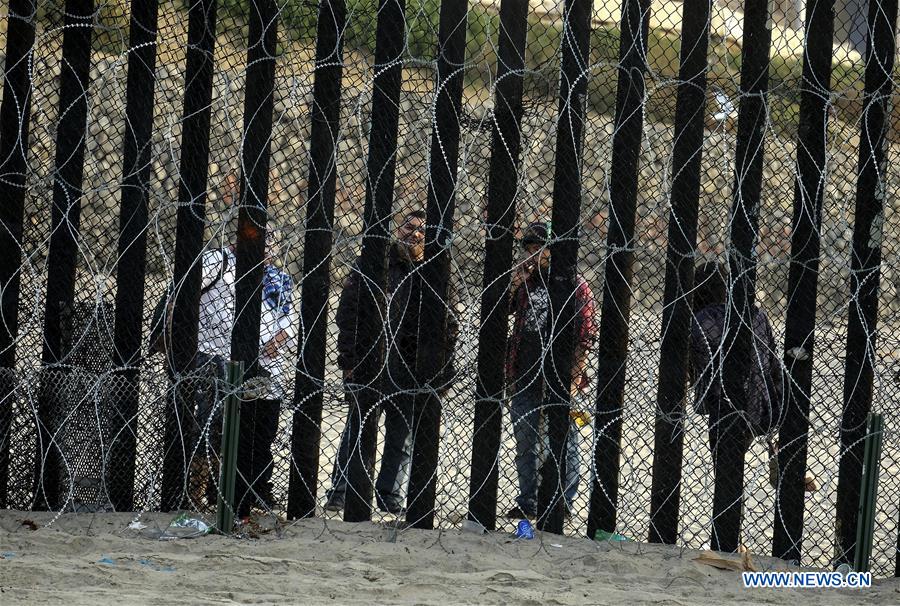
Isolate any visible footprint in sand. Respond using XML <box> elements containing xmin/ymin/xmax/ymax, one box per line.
<box><xmin>487</xmin><ymin>571</ymin><xmax>517</xmax><ymax>585</ymax></box>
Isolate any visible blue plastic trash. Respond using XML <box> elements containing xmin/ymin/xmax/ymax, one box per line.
<box><xmin>515</xmin><ymin>519</ymin><xmax>534</xmax><ymax>540</ymax></box>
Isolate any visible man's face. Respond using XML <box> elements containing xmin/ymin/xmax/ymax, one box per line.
<box><xmin>397</xmin><ymin>215</ymin><xmax>425</xmax><ymax>262</ymax></box>
<box><xmin>523</xmin><ymin>243</ymin><xmax>551</xmax><ymax>272</ymax></box>
<box><xmin>265</xmin><ymin>229</ymin><xmax>281</xmax><ymax>263</ymax></box>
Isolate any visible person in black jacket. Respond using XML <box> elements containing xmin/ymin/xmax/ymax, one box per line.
<box><xmin>689</xmin><ymin>261</ymin><xmax>783</xmax><ymax>445</ymax></box>
<box><xmin>689</xmin><ymin>261</ymin><xmax>787</xmax><ymax>546</ymax></box>
<box><xmin>324</xmin><ymin>210</ymin><xmax>458</xmax><ymax>514</ymax></box>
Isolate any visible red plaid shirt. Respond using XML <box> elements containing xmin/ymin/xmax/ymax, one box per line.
<box><xmin>506</xmin><ymin>273</ymin><xmax>596</xmax><ymax>390</ymax></box>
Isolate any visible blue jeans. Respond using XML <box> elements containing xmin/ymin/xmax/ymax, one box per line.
<box><xmin>510</xmin><ymin>390</ymin><xmax>581</xmax><ymax>514</ymax></box>
<box><xmin>327</xmin><ymin>384</ymin><xmax>413</xmax><ymax>511</ymax></box>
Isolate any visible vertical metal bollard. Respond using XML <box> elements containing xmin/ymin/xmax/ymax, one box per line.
<box><xmin>647</xmin><ymin>0</ymin><xmax>714</xmax><ymax>545</ymax></box>
<box><xmin>343</xmin><ymin>0</ymin><xmax>407</xmax><ymax>524</ymax></box>
<box><xmin>217</xmin><ymin>361</ymin><xmax>245</xmax><ymax>532</ymax></box>
<box><xmin>853</xmin><ymin>413</ymin><xmax>883</xmax><ymax>573</ymax></box>
<box><xmin>714</xmin><ymin>0</ymin><xmax>772</xmax><ymax>553</ymax></box>
<box><xmin>230</xmin><ymin>0</ymin><xmax>279</xmax><ymax>518</ymax></box>
<box><xmin>407</xmin><ymin>0</ymin><xmax>469</xmax><ymax>531</ymax></box>
<box><xmin>288</xmin><ymin>0</ymin><xmax>347</xmax><ymax>521</ymax></box>
<box><xmin>536</xmin><ymin>0</ymin><xmax>591</xmax><ymax>536</ymax></box>
<box><xmin>836</xmin><ymin>0</ymin><xmax>897</xmax><ymax>566</ymax></box>
<box><xmin>588</xmin><ymin>0</ymin><xmax>651</xmax><ymax>539</ymax></box>
<box><xmin>162</xmin><ymin>0</ymin><xmax>220</xmax><ymax>512</ymax></box>
<box><xmin>0</xmin><ymin>0</ymin><xmax>37</xmax><ymax>508</ymax></box>
<box><xmin>772</xmin><ymin>0</ymin><xmax>835</xmax><ymax>563</ymax></box>
<box><xmin>109</xmin><ymin>0</ymin><xmax>161</xmax><ymax>513</ymax></box>
<box><xmin>35</xmin><ymin>0</ymin><xmax>95</xmax><ymax>511</ymax></box>
<box><xmin>467</xmin><ymin>0</ymin><xmax>529</xmax><ymax>532</ymax></box>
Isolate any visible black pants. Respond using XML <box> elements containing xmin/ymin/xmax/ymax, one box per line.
<box><xmin>327</xmin><ymin>383</ymin><xmax>415</xmax><ymax>512</ymax></box>
<box><xmin>236</xmin><ymin>397</ymin><xmax>281</xmax><ymax>516</ymax></box>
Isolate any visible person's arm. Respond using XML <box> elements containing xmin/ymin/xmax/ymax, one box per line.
<box><xmin>267</xmin><ymin>166</ymin><xmax>283</xmax><ymax>204</ymax></box>
<box><xmin>688</xmin><ymin>315</ymin><xmax>704</xmax><ymax>384</ymax></box>
<box><xmin>258</xmin><ymin>267</ymin><xmax>293</xmax><ymax>356</ymax></box>
<box><xmin>508</xmin><ymin>260</ymin><xmax>531</xmax><ymax>312</ymax></box>
<box><xmin>261</xmin><ymin>326</ymin><xmax>290</xmax><ymax>360</ymax></box>
<box><xmin>571</xmin><ymin>345</ymin><xmax>589</xmax><ymax>394</ymax></box>
<box><xmin>763</xmin><ymin>312</ymin><xmax>784</xmax><ymax>405</ymax></box>
<box><xmin>689</xmin><ymin>312</ymin><xmax>713</xmax><ymax>414</ymax></box>
<box><xmin>571</xmin><ymin>279</ymin><xmax>596</xmax><ymax>394</ymax></box>
<box><xmin>335</xmin><ymin>267</ymin><xmax>362</xmax><ymax>378</ymax></box>
<box><xmin>200</xmin><ymin>249</ymin><xmax>219</xmax><ymax>290</ymax></box>
<box><xmin>259</xmin><ymin>301</ymin><xmax>293</xmax><ymax>359</ymax></box>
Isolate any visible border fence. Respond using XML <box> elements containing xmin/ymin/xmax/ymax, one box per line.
<box><xmin>2</xmin><ymin>0</ymin><xmax>900</xmax><ymax>577</ymax></box>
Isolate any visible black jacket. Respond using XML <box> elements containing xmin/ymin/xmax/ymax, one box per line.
<box><xmin>335</xmin><ymin>244</ymin><xmax>458</xmax><ymax>389</ymax></box>
<box><xmin>690</xmin><ymin>303</ymin><xmax>784</xmax><ymax>436</ymax></box>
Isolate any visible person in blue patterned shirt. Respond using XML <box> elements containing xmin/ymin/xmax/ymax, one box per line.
<box><xmin>236</xmin><ymin>226</ymin><xmax>295</xmax><ymax>515</ymax></box>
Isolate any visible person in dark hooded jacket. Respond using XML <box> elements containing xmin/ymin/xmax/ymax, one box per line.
<box><xmin>688</xmin><ymin>261</ymin><xmax>786</xmax><ymax>545</ymax></box>
<box><xmin>325</xmin><ymin>210</ymin><xmax>458</xmax><ymax>514</ymax></box>
<box><xmin>689</xmin><ymin>261</ymin><xmax>782</xmax><ymax>442</ymax></box>
<box><xmin>689</xmin><ymin>261</ymin><xmax>816</xmax><ymax>499</ymax></box>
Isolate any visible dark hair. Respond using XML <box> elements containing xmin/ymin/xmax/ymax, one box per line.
<box><xmin>403</xmin><ymin>210</ymin><xmax>426</xmax><ymax>222</ymax></box>
<box><xmin>693</xmin><ymin>261</ymin><xmax>727</xmax><ymax>310</ymax></box>
<box><xmin>521</xmin><ymin>221</ymin><xmax>551</xmax><ymax>248</ymax></box>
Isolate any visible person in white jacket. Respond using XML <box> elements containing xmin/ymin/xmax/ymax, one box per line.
<box><xmin>191</xmin><ymin>229</ymin><xmax>295</xmax><ymax>513</ymax></box>
<box><xmin>189</xmin><ymin>173</ymin><xmax>295</xmax><ymax>513</ymax></box>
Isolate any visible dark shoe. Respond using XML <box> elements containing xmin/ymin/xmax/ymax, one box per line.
<box><xmin>324</xmin><ymin>494</ymin><xmax>344</xmax><ymax>513</ymax></box>
<box><xmin>254</xmin><ymin>483</ymin><xmax>277</xmax><ymax>511</ymax></box>
<box><xmin>506</xmin><ymin>506</ymin><xmax>536</xmax><ymax>519</ymax></box>
<box><xmin>379</xmin><ymin>504</ymin><xmax>406</xmax><ymax>516</ymax></box>
<box><xmin>376</xmin><ymin>494</ymin><xmax>405</xmax><ymax>515</ymax></box>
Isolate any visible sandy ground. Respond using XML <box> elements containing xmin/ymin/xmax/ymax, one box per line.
<box><xmin>1</xmin><ymin>0</ymin><xmax>895</xmax><ymax>597</ymax></box>
<box><xmin>1</xmin><ymin>511</ymin><xmax>898</xmax><ymax>606</ymax></box>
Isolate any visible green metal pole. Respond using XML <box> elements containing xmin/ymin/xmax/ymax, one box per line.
<box><xmin>216</xmin><ymin>360</ymin><xmax>244</xmax><ymax>532</ymax></box>
<box><xmin>854</xmin><ymin>413</ymin><xmax>883</xmax><ymax>572</ymax></box>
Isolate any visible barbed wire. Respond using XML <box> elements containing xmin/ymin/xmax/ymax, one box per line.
<box><xmin>0</xmin><ymin>0</ymin><xmax>898</xmax><ymax>577</ymax></box>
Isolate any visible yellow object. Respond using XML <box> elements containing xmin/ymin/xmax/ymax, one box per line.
<box><xmin>570</xmin><ymin>410</ymin><xmax>591</xmax><ymax>428</ymax></box>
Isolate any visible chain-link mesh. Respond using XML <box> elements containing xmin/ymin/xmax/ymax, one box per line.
<box><xmin>1</xmin><ymin>0</ymin><xmax>899</xmax><ymax>577</ymax></box>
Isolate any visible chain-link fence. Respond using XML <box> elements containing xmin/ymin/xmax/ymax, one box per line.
<box><xmin>2</xmin><ymin>0</ymin><xmax>899</xmax><ymax>578</ymax></box>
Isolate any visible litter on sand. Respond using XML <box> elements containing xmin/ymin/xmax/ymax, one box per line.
<box><xmin>156</xmin><ymin>513</ymin><xmax>211</xmax><ymax>540</ymax></box>
<box><xmin>693</xmin><ymin>546</ymin><xmax>756</xmax><ymax>573</ymax></box>
<box><xmin>139</xmin><ymin>558</ymin><xmax>176</xmax><ymax>573</ymax></box>
<box><xmin>594</xmin><ymin>529</ymin><xmax>631</xmax><ymax>542</ymax></box>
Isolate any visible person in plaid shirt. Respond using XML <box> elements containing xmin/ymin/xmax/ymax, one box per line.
<box><xmin>505</xmin><ymin>221</ymin><xmax>596</xmax><ymax>520</ymax></box>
